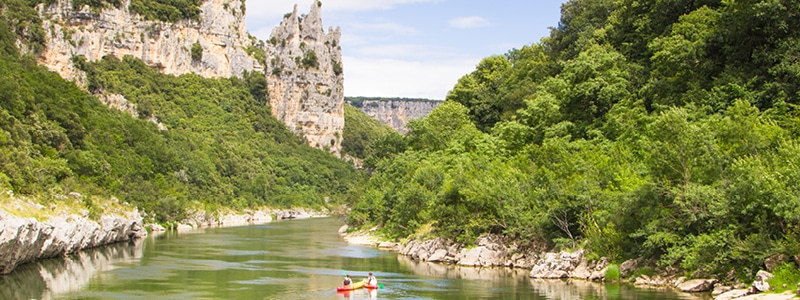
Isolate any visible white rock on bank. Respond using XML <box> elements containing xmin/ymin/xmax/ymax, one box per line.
<box><xmin>677</xmin><ymin>278</ymin><xmax>717</xmax><ymax>292</ymax></box>
<box><xmin>0</xmin><ymin>209</ymin><xmax>145</xmax><ymax>274</ymax></box>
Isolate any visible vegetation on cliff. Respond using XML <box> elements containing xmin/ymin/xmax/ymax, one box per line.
<box><xmin>349</xmin><ymin>0</ymin><xmax>800</xmax><ymax>281</ymax></box>
<box><xmin>0</xmin><ymin>12</ymin><xmax>364</xmax><ymax>224</ymax></box>
<box><xmin>346</xmin><ymin>96</ymin><xmax>441</xmax><ymax>109</ymax></box>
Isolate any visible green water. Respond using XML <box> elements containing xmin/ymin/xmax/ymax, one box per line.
<box><xmin>1</xmin><ymin>218</ymin><xmax>710</xmax><ymax>299</ymax></box>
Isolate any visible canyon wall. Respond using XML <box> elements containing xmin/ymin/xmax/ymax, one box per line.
<box><xmin>37</xmin><ymin>0</ymin><xmax>260</xmax><ymax>83</ymax></box>
<box><xmin>348</xmin><ymin>99</ymin><xmax>442</xmax><ymax>133</ymax></box>
<box><xmin>265</xmin><ymin>2</ymin><xmax>345</xmax><ymax>156</ymax></box>
<box><xmin>36</xmin><ymin>0</ymin><xmax>344</xmax><ymax>155</ymax></box>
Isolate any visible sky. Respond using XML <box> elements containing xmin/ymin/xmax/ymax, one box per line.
<box><xmin>245</xmin><ymin>1</ymin><xmax>567</xmax><ymax>100</ymax></box>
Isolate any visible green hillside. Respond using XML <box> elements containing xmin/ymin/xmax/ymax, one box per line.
<box><xmin>0</xmin><ymin>18</ymin><xmax>364</xmax><ymax>223</ymax></box>
<box><xmin>349</xmin><ymin>0</ymin><xmax>800</xmax><ymax>281</ymax></box>
<box><xmin>342</xmin><ymin>104</ymin><xmax>398</xmax><ymax>162</ymax></box>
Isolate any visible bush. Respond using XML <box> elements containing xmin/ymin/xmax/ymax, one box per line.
<box><xmin>605</xmin><ymin>264</ymin><xmax>621</xmax><ymax>281</ymax></box>
<box><xmin>767</xmin><ymin>263</ymin><xmax>800</xmax><ymax>293</ymax></box>
<box><xmin>302</xmin><ymin>50</ymin><xmax>318</xmax><ymax>69</ymax></box>
<box><xmin>191</xmin><ymin>42</ymin><xmax>202</xmax><ymax>61</ymax></box>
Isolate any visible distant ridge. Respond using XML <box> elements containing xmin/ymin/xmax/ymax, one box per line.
<box><xmin>345</xmin><ymin>97</ymin><xmax>442</xmax><ymax>133</ymax></box>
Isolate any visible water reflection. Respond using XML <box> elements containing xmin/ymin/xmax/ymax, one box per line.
<box><xmin>528</xmin><ymin>278</ymin><xmax>710</xmax><ymax>300</ymax></box>
<box><xmin>0</xmin><ymin>239</ymin><xmax>143</xmax><ymax>300</ymax></box>
<box><xmin>397</xmin><ymin>254</ymin><xmax>529</xmax><ymax>280</ymax></box>
<box><xmin>0</xmin><ymin>218</ymin><xmax>715</xmax><ymax>300</ymax></box>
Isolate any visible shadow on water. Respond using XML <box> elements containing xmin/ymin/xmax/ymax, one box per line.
<box><xmin>0</xmin><ymin>239</ymin><xmax>143</xmax><ymax>300</ymax></box>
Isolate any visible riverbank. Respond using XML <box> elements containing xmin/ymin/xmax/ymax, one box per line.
<box><xmin>148</xmin><ymin>208</ymin><xmax>327</xmax><ymax>232</ymax></box>
<box><xmin>338</xmin><ymin>225</ymin><xmax>800</xmax><ymax>300</ymax></box>
<box><xmin>0</xmin><ymin>187</ymin><xmax>328</xmax><ymax>275</ymax></box>
<box><xmin>0</xmin><ymin>207</ymin><xmax>145</xmax><ymax>275</ymax></box>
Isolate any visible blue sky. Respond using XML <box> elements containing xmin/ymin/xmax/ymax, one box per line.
<box><xmin>245</xmin><ymin>0</ymin><xmax>566</xmax><ymax>100</ymax></box>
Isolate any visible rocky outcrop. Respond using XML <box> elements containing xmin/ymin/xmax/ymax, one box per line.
<box><xmin>162</xmin><ymin>208</ymin><xmax>327</xmax><ymax>231</ymax></box>
<box><xmin>37</xmin><ymin>0</ymin><xmax>259</xmax><ymax>83</ymax></box>
<box><xmin>348</xmin><ymin>99</ymin><xmax>442</xmax><ymax>133</ymax></box>
<box><xmin>265</xmin><ymin>2</ymin><xmax>344</xmax><ymax>156</ymax></box>
<box><xmin>36</xmin><ymin>0</ymin><xmax>345</xmax><ymax>155</ymax></box>
<box><xmin>678</xmin><ymin>278</ymin><xmax>717</xmax><ymax>292</ymax></box>
<box><xmin>0</xmin><ymin>208</ymin><xmax>145</xmax><ymax>274</ymax></box>
<box><xmin>396</xmin><ymin>234</ymin><xmax>536</xmax><ymax>268</ymax></box>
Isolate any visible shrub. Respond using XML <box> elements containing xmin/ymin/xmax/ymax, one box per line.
<box><xmin>302</xmin><ymin>50</ymin><xmax>318</xmax><ymax>69</ymax></box>
<box><xmin>767</xmin><ymin>263</ymin><xmax>800</xmax><ymax>293</ymax></box>
<box><xmin>191</xmin><ymin>42</ymin><xmax>202</xmax><ymax>61</ymax></box>
<box><xmin>605</xmin><ymin>264</ymin><xmax>621</xmax><ymax>281</ymax></box>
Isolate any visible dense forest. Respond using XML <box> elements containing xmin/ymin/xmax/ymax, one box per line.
<box><xmin>348</xmin><ymin>0</ymin><xmax>800</xmax><ymax>282</ymax></box>
<box><xmin>0</xmin><ymin>2</ymin><xmax>368</xmax><ymax>224</ymax></box>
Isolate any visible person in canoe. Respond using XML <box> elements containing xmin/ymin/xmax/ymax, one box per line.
<box><xmin>366</xmin><ymin>272</ymin><xmax>377</xmax><ymax>287</ymax></box>
<box><xmin>343</xmin><ymin>274</ymin><xmax>352</xmax><ymax>287</ymax></box>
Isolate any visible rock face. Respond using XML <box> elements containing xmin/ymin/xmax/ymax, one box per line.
<box><xmin>349</xmin><ymin>99</ymin><xmax>442</xmax><ymax>133</ymax></box>
<box><xmin>265</xmin><ymin>2</ymin><xmax>344</xmax><ymax>156</ymax></box>
<box><xmin>0</xmin><ymin>208</ymin><xmax>145</xmax><ymax>274</ymax></box>
<box><xmin>36</xmin><ymin>0</ymin><xmax>345</xmax><ymax>155</ymax></box>
<box><xmin>38</xmin><ymin>0</ymin><xmax>260</xmax><ymax>82</ymax></box>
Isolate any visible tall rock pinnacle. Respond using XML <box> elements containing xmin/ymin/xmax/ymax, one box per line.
<box><xmin>265</xmin><ymin>1</ymin><xmax>345</xmax><ymax>157</ymax></box>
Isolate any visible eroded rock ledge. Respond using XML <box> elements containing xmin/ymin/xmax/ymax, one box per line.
<box><xmin>0</xmin><ymin>208</ymin><xmax>145</xmax><ymax>275</ymax></box>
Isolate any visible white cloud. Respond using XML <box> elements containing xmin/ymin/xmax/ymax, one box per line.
<box><xmin>355</xmin><ymin>44</ymin><xmax>457</xmax><ymax>59</ymax></box>
<box><xmin>448</xmin><ymin>16</ymin><xmax>491</xmax><ymax>29</ymax></box>
<box><xmin>342</xmin><ymin>56</ymin><xmax>478</xmax><ymax>99</ymax></box>
<box><xmin>348</xmin><ymin>19</ymin><xmax>419</xmax><ymax>36</ymax></box>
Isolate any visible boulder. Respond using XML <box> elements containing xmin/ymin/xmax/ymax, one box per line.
<box><xmin>619</xmin><ymin>258</ymin><xmax>641</xmax><ymax>278</ymax></box>
<box><xmin>427</xmin><ymin>249</ymin><xmax>449</xmax><ymax>263</ymax></box>
<box><xmin>457</xmin><ymin>246</ymin><xmax>485</xmax><ymax>266</ymax></box>
<box><xmin>712</xmin><ymin>285</ymin><xmax>733</xmax><ymax>296</ymax></box>
<box><xmin>677</xmin><ymin>279</ymin><xmax>717</xmax><ymax>292</ymax></box>
<box><xmin>714</xmin><ymin>289</ymin><xmax>750</xmax><ymax>300</ymax></box>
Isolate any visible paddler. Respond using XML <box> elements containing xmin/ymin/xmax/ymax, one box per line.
<box><xmin>343</xmin><ymin>274</ymin><xmax>352</xmax><ymax>287</ymax></box>
<box><xmin>366</xmin><ymin>272</ymin><xmax>377</xmax><ymax>286</ymax></box>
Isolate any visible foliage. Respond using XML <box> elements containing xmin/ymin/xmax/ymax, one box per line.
<box><xmin>245</xmin><ymin>45</ymin><xmax>266</xmax><ymax>67</ymax></box>
<box><xmin>605</xmin><ymin>264</ymin><xmax>620</xmax><ymax>281</ymax></box>
<box><xmin>342</xmin><ymin>104</ymin><xmax>395</xmax><ymax>160</ymax></box>
<box><xmin>0</xmin><ymin>15</ymin><xmax>363</xmax><ymax>224</ymax></box>
<box><xmin>346</xmin><ymin>96</ymin><xmax>441</xmax><ymax>108</ymax></box>
<box><xmin>301</xmin><ymin>50</ymin><xmax>318</xmax><ymax>69</ymax></box>
<box><xmin>767</xmin><ymin>263</ymin><xmax>800</xmax><ymax>293</ymax></box>
<box><xmin>332</xmin><ymin>59</ymin><xmax>343</xmax><ymax>75</ymax></box>
<box><xmin>129</xmin><ymin>0</ymin><xmax>202</xmax><ymax>22</ymax></box>
<box><xmin>190</xmin><ymin>42</ymin><xmax>202</xmax><ymax>61</ymax></box>
<box><xmin>349</xmin><ymin>0</ymin><xmax>800</xmax><ymax>281</ymax></box>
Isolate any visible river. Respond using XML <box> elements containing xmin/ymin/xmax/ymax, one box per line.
<box><xmin>0</xmin><ymin>217</ymin><xmax>711</xmax><ymax>299</ymax></box>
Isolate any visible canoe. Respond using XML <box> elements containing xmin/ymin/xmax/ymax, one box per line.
<box><xmin>336</xmin><ymin>279</ymin><xmax>366</xmax><ymax>291</ymax></box>
<box><xmin>364</xmin><ymin>284</ymin><xmax>379</xmax><ymax>289</ymax></box>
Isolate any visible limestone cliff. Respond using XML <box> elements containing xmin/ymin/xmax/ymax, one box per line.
<box><xmin>348</xmin><ymin>99</ymin><xmax>442</xmax><ymax>133</ymax></box>
<box><xmin>265</xmin><ymin>2</ymin><xmax>345</xmax><ymax>156</ymax></box>
<box><xmin>38</xmin><ymin>0</ymin><xmax>260</xmax><ymax>83</ymax></box>
<box><xmin>36</xmin><ymin>0</ymin><xmax>345</xmax><ymax>155</ymax></box>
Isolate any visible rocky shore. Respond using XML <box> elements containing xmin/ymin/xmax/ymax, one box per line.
<box><xmin>146</xmin><ymin>208</ymin><xmax>326</xmax><ymax>232</ymax></box>
<box><xmin>339</xmin><ymin>225</ymin><xmax>799</xmax><ymax>300</ymax></box>
<box><xmin>0</xmin><ymin>208</ymin><xmax>145</xmax><ymax>275</ymax></box>
<box><xmin>1</xmin><ymin>203</ymin><xmax>325</xmax><ymax>275</ymax></box>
